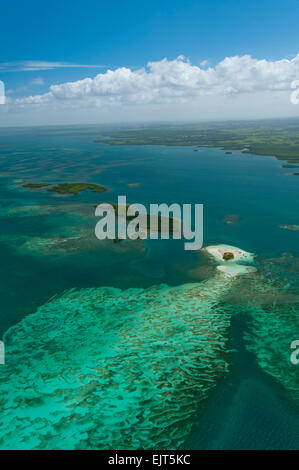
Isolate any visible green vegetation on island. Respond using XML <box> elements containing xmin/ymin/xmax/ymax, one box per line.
<box><xmin>94</xmin><ymin>202</ymin><xmax>176</xmax><ymax>234</ymax></box>
<box><xmin>23</xmin><ymin>182</ymin><xmax>108</xmax><ymax>195</ymax></box>
<box><xmin>223</xmin><ymin>252</ymin><xmax>235</xmax><ymax>261</ymax></box>
<box><xmin>108</xmin><ymin>202</ymin><xmax>176</xmax><ymax>234</ymax></box>
<box><xmin>48</xmin><ymin>183</ymin><xmax>108</xmax><ymax>194</ymax></box>
<box><xmin>95</xmin><ymin>118</ymin><xmax>299</xmax><ymax>164</ymax></box>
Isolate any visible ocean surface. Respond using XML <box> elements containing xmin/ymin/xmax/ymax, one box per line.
<box><xmin>0</xmin><ymin>125</ymin><xmax>298</xmax><ymax>449</ymax></box>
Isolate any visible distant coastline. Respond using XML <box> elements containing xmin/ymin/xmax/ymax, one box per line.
<box><xmin>94</xmin><ymin>118</ymin><xmax>299</xmax><ymax>167</ymax></box>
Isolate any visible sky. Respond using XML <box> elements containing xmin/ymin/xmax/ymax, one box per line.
<box><xmin>1</xmin><ymin>0</ymin><xmax>299</xmax><ymax>126</ymax></box>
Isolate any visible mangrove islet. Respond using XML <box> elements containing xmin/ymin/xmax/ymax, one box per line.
<box><xmin>223</xmin><ymin>252</ymin><xmax>235</xmax><ymax>261</ymax></box>
<box><xmin>48</xmin><ymin>183</ymin><xmax>108</xmax><ymax>195</ymax></box>
<box><xmin>22</xmin><ymin>182</ymin><xmax>108</xmax><ymax>195</ymax></box>
<box><xmin>202</xmin><ymin>244</ymin><xmax>256</xmax><ymax>277</ymax></box>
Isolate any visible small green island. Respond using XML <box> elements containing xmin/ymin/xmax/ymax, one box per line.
<box><xmin>94</xmin><ymin>202</ymin><xmax>176</xmax><ymax>234</ymax></box>
<box><xmin>222</xmin><ymin>252</ymin><xmax>235</xmax><ymax>261</ymax></box>
<box><xmin>109</xmin><ymin>203</ymin><xmax>176</xmax><ymax>233</ymax></box>
<box><xmin>47</xmin><ymin>183</ymin><xmax>108</xmax><ymax>195</ymax></box>
<box><xmin>23</xmin><ymin>182</ymin><xmax>108</xmax><ymax>195</ymax></box>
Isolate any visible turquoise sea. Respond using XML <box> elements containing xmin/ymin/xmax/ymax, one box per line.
<box><xmin>0</xmin><ymin>125</ymin><xmax>298</xmax><ymax>449</ymax></box>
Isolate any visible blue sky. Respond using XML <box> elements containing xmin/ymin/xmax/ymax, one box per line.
<box><xmin>1</xmin><ymin>0</ymin><xmax>299</xmax><ymax>124</ymax></box>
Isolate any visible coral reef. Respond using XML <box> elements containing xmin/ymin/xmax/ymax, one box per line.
<box><xmin>0</xmin><ymin>273</ymin><xmax>236</xmax><ymax>449</ymax></box>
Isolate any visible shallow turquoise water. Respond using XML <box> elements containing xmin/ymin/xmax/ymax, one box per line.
<box><xmin>0</xmin><ymin>125</ymin><xmax>298</xmax><ymax>449</ymax></box>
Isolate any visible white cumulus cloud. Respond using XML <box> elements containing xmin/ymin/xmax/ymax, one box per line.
<box><xmin>15</xmin><ymin>54</ymin><xmax>299</xmax><ymax>108</ymax></box>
